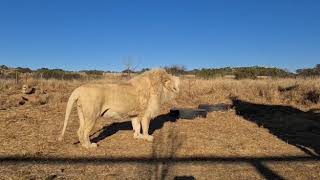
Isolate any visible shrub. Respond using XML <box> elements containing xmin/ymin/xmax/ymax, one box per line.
<box><xmin>0</xmin><ymin>65</ymin><xmax>9</xmax><ymax>70</ymax></box>
<box><xmin>235</xmin><ymin>70</ymin><xmax>257</xmax><ymax>80</ymax></box>
<box><xmin>81</xmin><ymin>70</ymin><xmax>104</xmax><ymax>76</ymax></box>
<box><xmin>296</xmin><ymin>64</ymin><xmax>320</xmax><ymax>77</ymax></box>
<box><xmin>164</xmin><ymin>65</ymin><xmax>187</xmax><ymax>75</ymax></box>
<box><xmin>304</xmin><ymin>90</ymin><xmax>320</xmax><ymax>104</ymax></box>
<box><xmin>34</xmin><ymin>68</ymin><xmax>81</xmax><ymax>80</ymax></box>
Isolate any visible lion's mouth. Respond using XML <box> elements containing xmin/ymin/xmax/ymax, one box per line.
<box><xmin>173</xmin><ymin>87</ymin><xmax>179</xmax><ymax>92</ymax></box>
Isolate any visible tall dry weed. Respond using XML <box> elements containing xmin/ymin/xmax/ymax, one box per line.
<box><xmin>177</xmin><ymin>77</ymin><xmax>320</xmax><ymax>109</ymax></box>
<box><xmin>1</xmin><ymin>77</ymin><xmax>320</xmax><ymax>110</ymax></box>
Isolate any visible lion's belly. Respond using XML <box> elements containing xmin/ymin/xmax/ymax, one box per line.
<box><xmin>102</xmin><ymin>91</ymin><xmax>141</xmax><ymax>118</ymax></box>
<box><xmin>102</xmin><ymin>110</ymin><xmax>123</xmax><ymax>119</ymax></box>
<box><xmin>102</xmin><ymin>107</ymin><xmax>139</xmax><ymax>120</ymax></box>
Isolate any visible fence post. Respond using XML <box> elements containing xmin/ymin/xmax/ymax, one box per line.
<box><xmin>25</xmin><ymin>73</ymin><xmax>28</xmax><ymax>84</ymax></box>
<box><xmin>15</xmin><ymin>70</ymin><xmax>19</xmax><ymax>84</ymax></box>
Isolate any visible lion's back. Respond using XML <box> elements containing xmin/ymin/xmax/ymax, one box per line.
<box><xmin>76</xmin><ymin>83</ymin><xmax>140</xmax><ymax>113</ymax></box>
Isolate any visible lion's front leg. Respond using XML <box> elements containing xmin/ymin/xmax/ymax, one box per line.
<box><xmin>131</xmin><ymin>117</ymin><xmax>143</xmax><ymax>139</ymax></box>
<box><xmin>141</xmin><ymin>116</ymin><xmax>153</xmax><ymax>142</ymax></box>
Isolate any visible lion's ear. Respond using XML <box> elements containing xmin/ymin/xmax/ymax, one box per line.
<box><xmin>162</xmin><ymin>77</ymin><xmax>175</xmax><ymax>92</ymax></box>
<box><xmin>161</xmin><ymin>74</ymin><xmax>171</xmax><ymax>85</ymax></box>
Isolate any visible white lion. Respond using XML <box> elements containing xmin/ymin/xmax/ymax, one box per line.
<box><xmin>58</xmin><ymin>69</ymin><xmax>180</xmax><ymax>148</ymax></box>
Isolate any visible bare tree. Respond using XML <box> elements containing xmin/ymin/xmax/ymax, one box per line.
<box><xmin>122</xmin><ymin>56</ymin><xmax>137</xmax><ymax>78</ymax></box>
<box><xmin>164</xmin><ymin>65</ymin><xmax>187</xmax><ymax>75</ymax></box>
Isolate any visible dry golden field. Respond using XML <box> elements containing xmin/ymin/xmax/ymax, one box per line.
<box><xmin>0</xmin><ymin>76</ymin><xmax>320</xmax><ymax>179</ymax></box>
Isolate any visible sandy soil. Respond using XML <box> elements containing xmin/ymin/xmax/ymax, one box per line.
<box><xmin>0</xmin><ymin>79</ymin><xmax>320</xmax><ymax>179</ymax></box>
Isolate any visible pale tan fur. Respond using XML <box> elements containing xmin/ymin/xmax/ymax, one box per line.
<box><xmin>58</xmin><ymin>69</ymin><xmax>180</xmax><ymax>148</ymax></box>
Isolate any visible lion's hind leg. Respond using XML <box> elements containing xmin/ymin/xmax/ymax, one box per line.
<box><xmin>77</xmin><ymin>105</ymin><xmax>85</xmax><ymax>145</ymax></box>
<box><xmin>79</xmin><ymin>106</ymin><xmax>98</xmax><ymax>149</ymax></box>
<box><xmin>131</xmin><ymin>117</ymin><xmax>143</xmax><ymax>139</ymax></box>
<box><xmin>82</xmin><ymin>118</ymin><xmax>98</xmax><ymax>148</ymax></box>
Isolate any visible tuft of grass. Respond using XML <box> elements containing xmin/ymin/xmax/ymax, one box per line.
<box><xmin>1</xmin><ymin>76</ymin><xmax>320</xmax><ymax>110</ymax></box>
<box><xmin>175</xmin><ymin>77</ymin><xmax>320</xmax><ymax>110</ymax></box>
<box><xmin>305</xmin><ymin>90</ymin><xmax>320</xmax><ymax>104</ymax></box>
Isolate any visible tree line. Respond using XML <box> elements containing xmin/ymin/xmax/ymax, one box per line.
<box><xmin>163</xmin><ymin>65</ymin><xmax>320</xmax><ymax>79</ymax></box>
<box><xmin>1</xmin><ymin>64</ymin><xmax>320</xmax><ymax>80</ymax></box>
<box><xmin>0</xmin><ymin>66</ymin><xmax>107</xmax><ymax>80</ymax></box>
<box><xmin>296</xmin><ymin>64</ymin><xmax>320</xmax><ymax>77</ymax></box>
<box><xmin>192</xmin><ymin>66</ymin><xmax>293</xmax><ymax>79</ymax></box>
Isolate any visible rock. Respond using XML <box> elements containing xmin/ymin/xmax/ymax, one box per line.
<box><xmin>45</xmin><ymin>174</ymin><xmax>57</xmax><ymax>180</ymax></box>
<box><xmin>21</xmin><ymin>84</ymin><xmax>35</xmax><ymax>94</ymax></box>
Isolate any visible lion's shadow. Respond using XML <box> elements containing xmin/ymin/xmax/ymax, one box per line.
<box><xmin>90</xmin><ymin>111</ymin><xmax>179</xmax><ymax>143</ymax></box>
<box><xmin>232</xmin><ymin>98</ymin><xmax>320</xmax><ymax>156</ymax></box>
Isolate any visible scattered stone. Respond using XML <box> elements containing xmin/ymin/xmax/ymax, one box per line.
<box><xmin>22</xmin><ymin>96</ymin><xmax>29</xmax><ymax>101</ymax></box>
<box><xmin>18</xmin><ymin>99</ymin><xmax>26</xmax><ymax>105</ymax></box>
<box><xmin>21</xmin><ymin>84</ymin><xmax>36</xmax><ymax>94</ymax></box>
<box><xmin>1</xmin><ymin>85</ymin><xmax>50</xmax><ymax>109</ymax></box>
<box><xmin>38</xmin><ymin>94</ymin><xmax>49</xmax><ymax>105</ymax></box>
<box><xmin>45</xmin><ymin>174</ymin><xmax>57</xmax><ymax>180</ymax></box>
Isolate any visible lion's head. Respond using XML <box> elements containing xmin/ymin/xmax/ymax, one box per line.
<box><xmin>160</xmin><ymin>72</ymin><xmax>180</xmax><ymax>103</ymax></box>
<box><xmin>129</xmin><ymin>68</ymin><xmax>180</xmax><ymax>108</ymax></box>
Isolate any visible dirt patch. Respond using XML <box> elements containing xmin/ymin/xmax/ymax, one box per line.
<box><xmin>0</xmin><ymin>78</ymin><xmax>320</xmax><ymax>179</ymax></box>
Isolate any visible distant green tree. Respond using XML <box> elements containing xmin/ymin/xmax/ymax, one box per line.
<box><xmin>140</xmin><ymin>68</ymin><xmax>150</xmax><ymax>73</ymax></box>
<box><xmin>0</xmin><ymin>65</ymin><xmax>9</xmax><ymax>69</ymax></box>
<box><xmin>194</xmin><ymin>66</ymin><xmax>292</xmax><ymax>79</ymax></box>
<box><xmin>16</xmin><ymin>67</ymin><xmax>32</xmax><ymax>73</ymax></box>
<box><xmin>121</xmin><ymin>69</ymin><xmax>135</xmax><ymax>74</ymax></box>
<box><xmin>35</xmin><ymin>68</ymin><xmax>81</xmax><ymax>80</ymax></box>
<box><xmin>81</xmin><ymin>70</ymin><xmax>104</xmax><ymax>76</ymax></box>
<box><xmin>234</xmin><ymin>69</ymin><xmax>257</xmax><ymax>79</ymax></box>
<box><xmin>164</xmin><ymin>65</ymin><xmax>187</xmax><ymax>75</ymax></box>
<box><xmin>296</xmin><ymin>64</ymin><xmax>320</xmax><ymax>77</ymax></box>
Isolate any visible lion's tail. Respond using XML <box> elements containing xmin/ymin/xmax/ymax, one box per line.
<box><xmin>58</xmin><ymin>88</ymin><xmax>80</xmax><ymax>141</ymax></box>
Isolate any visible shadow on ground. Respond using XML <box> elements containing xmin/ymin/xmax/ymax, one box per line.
<box><xmin>65</xmin><ymin>100</ymin><xmax>320</xmax><ymax>179</ymax></box>
<box><xmin>90</xmin><ymin>111</ymin><xmax>179</xmax><ymax>143</ymax></box>
<box><xmin>232</xmin><ymin>98</ymin><xmax>320</xmax><ymax>156</ymax></box>
<box><xmin>1</xmin><ymin>155</ymin><xmax>319</xmax><ymax>180</ymax></box>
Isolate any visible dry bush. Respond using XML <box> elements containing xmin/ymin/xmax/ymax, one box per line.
<box><xmin>176</xmin><ymin>77</ymin><xmax>320</xmax><ymax>109</ymax></box>
<box><xmin>1</xmin><ymin>75</ymin><xmax>320</xmax><ymax>179</ymax></box>
<box><xmin>0</xmin><ymin>79</ymin><xmax>22</xmax><ymax>92</ymax></box>
<box><xmin>1</xmin><ymin>76</ymin><xmax>320</xmax><ymax>110</ymax></box>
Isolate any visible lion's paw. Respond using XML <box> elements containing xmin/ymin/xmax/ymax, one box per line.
<box><xmin>134</xmin><ymin>133</ymin><xmax>143</xmax><ymax>139</ymax></box>
<box><xmin>143</xmin><ymin>135</ymin><xmax>154</xmax><ymax>142</ymax></box>
<box><xmin>89</xmin><ymin>143</ymin><xmax>98</xmax><ymax>148</ymax></box>
<box><xmin>83</xmin><ymin>143</ymin><xmax>98</xmax><ymax>149</ymax></box>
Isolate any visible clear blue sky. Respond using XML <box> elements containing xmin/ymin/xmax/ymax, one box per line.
<box><xmin>0</xmin><ymin>0</ymin><xmax>319</xmax><ymax>72</ymax></box>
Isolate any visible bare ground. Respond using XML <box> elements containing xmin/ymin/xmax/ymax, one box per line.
<box><xmin>0</xmin><ymin>79</ymin><xmax>320</xmax><ymax>179</ymax></box>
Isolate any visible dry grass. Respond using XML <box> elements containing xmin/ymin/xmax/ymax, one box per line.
<box><xmin>0</xmin><ymin>77</ymin><xmax>320</xmax><ymax>179</ymax></box>
<box><xmin>2</xmin><ymin>76</ymin><xmax>319</xmax><ymax>109</ymax></box>
<box><xmin>177</xmin><ymin>77</ymin><xmax>320</xmax><ymax>109</ymax></box>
